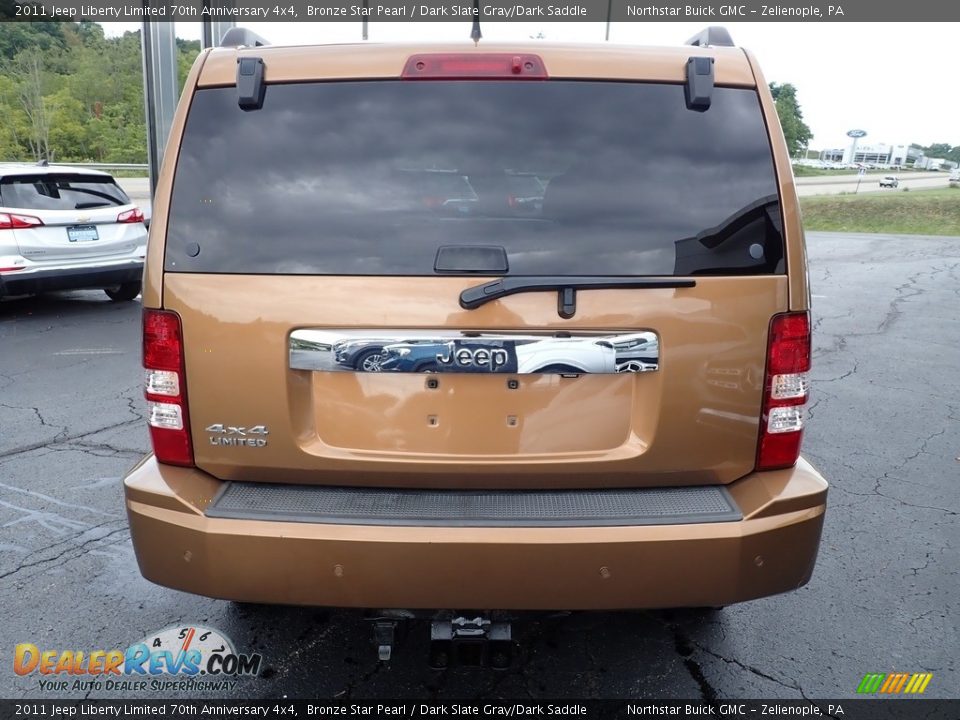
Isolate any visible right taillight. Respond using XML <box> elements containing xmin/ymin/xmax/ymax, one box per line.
<box><xmin>756</xmin><ymin>311</ymin><xmax>811</xmax><ymax>471</ymax></box>
<box><xmin>117</xmin><ymin>207</ymin><xmax>145</xmax><ymax>224</ymax></box>
<box><xmin>143</xmin><ymin>309</ymin><xmax>194</xmax><ymax>466</ymax></box>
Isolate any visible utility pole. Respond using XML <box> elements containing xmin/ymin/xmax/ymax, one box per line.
<box><xmin>141</xmin><ymin>18</ymin><xmax>178</xmax><ymax>197</ymax></box>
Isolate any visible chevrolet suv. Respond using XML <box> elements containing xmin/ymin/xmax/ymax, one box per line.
<box><xmin>125</xmin><ymin>26</ymin><xmax>827</xmax><ymax>635</ymax></box>
<box><xmin>0</xmin><ymin>163</ymin><xmax>145</xmax><ymax>301</ymax></box>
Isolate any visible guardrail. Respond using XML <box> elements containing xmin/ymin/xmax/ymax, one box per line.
<box><xmin>0</xmin><ymin>161</ymin><xmax>149</xmax><ymax>172</ymax></box>
<box><xmin>51</xmin><ymin>162</ymin><xmax>149</xmax><ymax>172</ymax></box>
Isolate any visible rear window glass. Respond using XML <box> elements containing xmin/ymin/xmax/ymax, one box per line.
<box><xmin>166</xmin><ymin>81</ymin><xmax>784</xmax><ymax>276</ymax></box>
<box><xmin>0</xmin><ymin>174</ymin><xmax>130</xmax><ymax>211</ymax></box>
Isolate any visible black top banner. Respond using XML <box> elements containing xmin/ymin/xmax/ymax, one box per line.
<box><xmin>3</xmin><ymin>0</ymin><xmax>960</xmax><ymax>22</ymax></box>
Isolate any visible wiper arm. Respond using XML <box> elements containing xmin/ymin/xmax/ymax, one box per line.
<box><xmin>460</xmin><ymin>276</ymin><xmax>696</xmax><ymax>313</ymax></box>
<box><xmin>65</xmin><ymin>187</ymin><xmax>125</xmax><ymax>206</ymax></box>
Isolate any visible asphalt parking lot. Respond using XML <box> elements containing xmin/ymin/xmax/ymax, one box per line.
<box><xmin>1</xmin><ymin>231</ymin><xmax>957</xmax><ymax>700</ymax></box>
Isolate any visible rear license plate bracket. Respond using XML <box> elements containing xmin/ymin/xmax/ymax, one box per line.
<box><xmin>67</xmin><ymin>225</ymin><xmax>99</xmax><ymax>242</ymax></box>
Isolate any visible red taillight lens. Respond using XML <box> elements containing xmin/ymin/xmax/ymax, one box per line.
<box><xmin>766</xmin><ymin>312</ymin><xmax>811</xmax><ymax>375</ymax></box>
<box><xmin>144</xmin><ymin>310</ymin><xmax>182</xmax><ymax>371</ymax></box>
<box><xmin>117</xmin><ymin>207</ymin><xmax>145</xmax><ymax>224</ymax></box>
<box><xmin>757</xmin><ymin>311</ymin><xmax>811</xmax><ymax>471</ymax></box>
<box><xmin>0</xmin><ymin>212</ymin><xmax>44</xmax><ymax>230</ymax></box>
<box><xmin>143</xmin><ymin>309</ymin><xmax>193</xmax><ymax>467</ymax></box>
<box><xmin>402</xmin><ymin>54</ymin><xmax>548</xmax><ymax>80</ymax></box>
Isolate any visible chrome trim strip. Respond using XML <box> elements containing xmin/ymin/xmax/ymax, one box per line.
<box><xmin>290</xmin><ymin>329</ymin><xmax>658</xmax><ymax>374</ymax></box>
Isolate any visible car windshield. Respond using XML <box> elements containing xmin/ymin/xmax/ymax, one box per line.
<box><xmin>167</xmin><ymin>81</ymin><xmax>784</xmax><ymax>277</ymax></box>
<box><xmin>0</xmin><ymin>174</ymin><xmax>130</xmax><ymax>210</ymax></box>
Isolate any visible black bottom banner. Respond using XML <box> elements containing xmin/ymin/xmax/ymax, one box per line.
<box><xmin>2</xmin><ymin>700</ymin><xmax>958</xmax><ymax>720</ymax></box>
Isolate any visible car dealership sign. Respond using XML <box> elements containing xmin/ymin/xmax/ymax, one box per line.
<box><xmin>847</xmin><ymin>129</ymin><xmax>868</xmax><ymax>138</ymax></box>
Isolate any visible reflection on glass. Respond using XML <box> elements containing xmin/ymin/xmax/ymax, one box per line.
<box><xmin>168</xmin><ymin>82</ymin><xmax>783</xmax><ymax>278</ymax></box>
<box><xmin>290</xmin><ymin>330</ymin><xmax>659</xmax><ymax>374</ymax></box>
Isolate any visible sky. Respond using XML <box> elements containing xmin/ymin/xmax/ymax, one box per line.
<box><xmin>102</xmin><ymin>21</ymin><xmax>959</xmax><ymax>150</ymax></box>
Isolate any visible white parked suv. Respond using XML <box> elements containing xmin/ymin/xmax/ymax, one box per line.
<box><xmin>0</xmin><ymin>163</ymin><xmax>146</xmax><ymax>301</ymax></box>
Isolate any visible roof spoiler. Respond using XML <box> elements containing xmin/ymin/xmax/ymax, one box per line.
<box><xmin>684</xmin><ymin>26</ymin><xmax>735</xmax><ymax>48</ymax></box>
<box><xmin>219</xmin><ymin>27</ymin><xmax>270</xmax><ymax>48</ymax></box>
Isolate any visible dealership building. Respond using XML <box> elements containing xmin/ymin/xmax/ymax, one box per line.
<box><xmin>819</xmin><ymin>142</ymin><xmax>924</xmax><ymax>167</ymax></box>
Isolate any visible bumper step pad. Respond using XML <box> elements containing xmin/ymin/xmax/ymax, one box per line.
<box><xmin>206</xmin><ymin>482</ymin><xmax>741</xmax><ymax>527</ymax></box>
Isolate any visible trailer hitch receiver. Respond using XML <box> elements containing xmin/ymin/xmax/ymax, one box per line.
<box><xmin>430</xmin><ymin>616</ymin><xmax>513</xmax><ymax>669</ymax></box>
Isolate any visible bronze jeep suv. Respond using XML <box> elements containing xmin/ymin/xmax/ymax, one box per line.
<box><xmin>125</xmin><ymin>27</ymin><xmax>827</xmax><ymax>620</ymax></box>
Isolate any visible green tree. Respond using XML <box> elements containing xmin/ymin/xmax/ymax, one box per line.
<box><xmin>0</xmin><ymin>19</ymin><xmax>66</xmax><ymax>57</ymax></box>
<box><xmin>9</xmin><ymin>48</ymin><xmax>53</xmax><ymax>161</ymax></box>
<box><xmin>914</xmin><ymin>143</ymin><xmax>960</xmax><ymax>164</ymax></box>
<box><xmin>769</xmin><ymin>82</ymin><xmax>813</xmax><ymax>159</ymax></box>
<box><xmin>1</xmin><ymin>22</ymin><xmax>201</xmax><ymax>164</ymax></box>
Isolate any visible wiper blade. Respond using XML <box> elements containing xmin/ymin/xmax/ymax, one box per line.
<box><xmin>66</xmin><ymin>187</ymin><xmax>126</xmax><ymax>206</ymax></box>
<box><xmin>460</xmin><ymin>276</ymin><xmax>696</xmax><ymax>310</ymax></box>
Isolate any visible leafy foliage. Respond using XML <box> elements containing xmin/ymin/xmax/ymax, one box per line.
<box><xmin>0</xmin><ymin>22</ymin><xmax>199</xmax><ymax>163</ymax></box>
<box><xmin>769</xmin><ymin>82</ymin><xmax>812</xmax><ymax>159</ymax></box>
<box><xmin>913</xmin><ymin>142</ymin><xmax>960</xmax><ymax>164</ymax></box>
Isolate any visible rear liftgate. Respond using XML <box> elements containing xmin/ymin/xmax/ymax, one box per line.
<box><xmin>281</xmin><ymin>328</ymin><xmax>740</xmax><ymax>666</ymax></box>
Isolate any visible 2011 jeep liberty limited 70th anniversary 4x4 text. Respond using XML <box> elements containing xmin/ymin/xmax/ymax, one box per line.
<box><xmin>124</xmin><ymin>25</ymin><xmax>827</xmax><ymax>659</ymax></box>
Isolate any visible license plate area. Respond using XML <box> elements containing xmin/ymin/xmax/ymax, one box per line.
<box><xmin>290</xmin><ymin>329</ymin><xmax>659</xmax><ymax>374</ymax></box>
<box><xmin>67</xmin><ymin>225</ymin><xmax>99</xmax><ymax>242</ymax></box>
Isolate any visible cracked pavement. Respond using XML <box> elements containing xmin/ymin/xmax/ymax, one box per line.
<box><xmin>1</xmin><ymin>232</ymin><xmax>957</xmax><ymax>700</ymax></box>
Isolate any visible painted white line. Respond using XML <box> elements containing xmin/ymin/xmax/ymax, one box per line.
<box><xmin>53</xmin><ymin>349</ymin><xmax>124</xmax><ymax>356</ymax></box>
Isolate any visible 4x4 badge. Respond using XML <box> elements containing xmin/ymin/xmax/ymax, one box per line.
<box><xmin>205</xmin><ymin>424</ymin><xmax>269</xmax><ymax>447</ymax></box>
<box><xmin>205</xmin><ymin>424</ymin><xmax>269</xmax><ymax>436</ymax></box>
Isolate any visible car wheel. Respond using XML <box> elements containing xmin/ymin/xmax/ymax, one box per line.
<box><xmin>354</xmin><ymin>348</ymin><xmax>384</xmax><ymax>372</ymax></box>
<box><xmin>104</xmin><ymin>282</ymin><xmax>141</xmax><ymax>302</ymax></box>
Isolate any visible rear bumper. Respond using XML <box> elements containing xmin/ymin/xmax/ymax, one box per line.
<box><xmin>124</xmin><ymin>458</ymin><xmax>827</xmax><ymax>610</ymax></box>
<box><xmin>0</xmin><ymin>261</ymin><xmax>142</xmax><ymax>297</ymax></box>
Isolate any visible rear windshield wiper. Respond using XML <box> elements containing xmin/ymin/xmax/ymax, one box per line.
<box><xmin>64</xmin><ymin>187</ymin><xmax>127</xmax><ymax>207</ymax></box>
<box><xmin>460</xmin><ymin>276</ymin><xmax>696</xmax><ymax>313</ymax></box>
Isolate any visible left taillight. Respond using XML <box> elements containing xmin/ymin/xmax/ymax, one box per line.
<box><xmin>143</xmin><ymin>309</ymin><xmax>193</xmax><ymax>466</ymax></box>
<box><xmin>0</xmin><ymin>212</ymin><xmax>44</xmax><ymax>230</ymax></box>
<box><xmin>756</xmin><ymin>311</ymin><xmax>811</xmax><ymax>471</ymax></box>
<box><xmin>117</xmin><ymin>207</ymin><xmax>145</xmax><ymax>224</ymax></box>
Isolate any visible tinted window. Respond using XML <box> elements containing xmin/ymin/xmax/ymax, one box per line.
<box><xmin>0</xmin><ymin>174</ymin><xmax>130</xmax><ymax>210</ymax></box>
<box><xmin>167</xmin><ymin>82</ymin><xmax>783</xmax><ymax>276</ymax></box>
